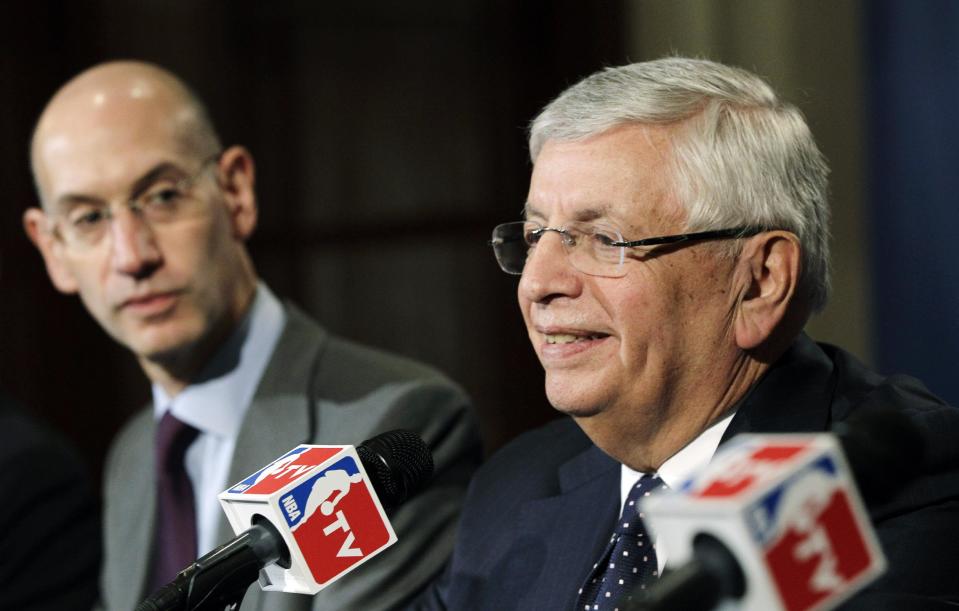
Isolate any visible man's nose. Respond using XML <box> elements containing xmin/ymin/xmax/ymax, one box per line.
<box><xmin>108</xmin><ymin>209</ymin><xmax>162</xmax><ymax>278</ymax></box>
<box><xmin>517</xmin><ymin>232</ymin><xmax>582</xmax><ymax>304</ymax></box>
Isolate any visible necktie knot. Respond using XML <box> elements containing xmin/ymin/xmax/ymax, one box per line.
<box><xmin>616</xmin><ymin>474</ymin><xmax>663</xmax><ymax>535</ymax></box>
<box><xmin>155</xmin><ymin>411</ymin><xmax>199</xmax><ymax>472</ymax></box>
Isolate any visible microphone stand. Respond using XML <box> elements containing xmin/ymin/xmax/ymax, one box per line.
<box><xmin>136</xmin><ymin>518</ymin><xmax>290</xmax><ymax>611</ymax></box>
<box><xmin>626</xmin><ymin>533</ymin><xmax>745</xmax><ymax>611</ymax></box>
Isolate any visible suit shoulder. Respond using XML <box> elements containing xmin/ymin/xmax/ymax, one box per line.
<box><xmin>469</xmin><ymin>417</ymin><xmax>590</xmax><ymax>496</ymax></box>
<box><xmin>0</xmin><ymin>393</ymin><xmax>76</xmax><ymax>465</ymax></box>
<box><xmin>488</xmin><ymin>417</ymin><xmax>590</xmax><ymax>466</ymax></box>
<box><xmin>0</xmin><ymin>393</ymin><xmax>92</xmax><ymax>493</ymax></box>
<box><xmin>284</xmin><ymin>303</ymin><xmax>460</xmax><ymax>391</ymax></box>
<box><xmin>823</xmin><ymin>341</ymin><xmax>951</xmax><ymax>415</ymax></box>
<box><xmin>323</xmin><ymin>334</ymin><xmax>454</xmax><ymax>385</ymax></box>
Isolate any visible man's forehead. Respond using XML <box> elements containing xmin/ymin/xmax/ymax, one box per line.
<box><xmin>36</xmin><ymin>138</ymin><xmax>191</xmax><ymax>211</ymax></box>
<box><xmin>34</xmin><ymin>101</ymin><xmax>191</xmax><ymax>202</ymax></box>
<box><xmin>34</xmin><ymin>69</ymin><xmax>196</xmax><ymax>168</ymax></box>
<box><xmin>523</xmin><ymin>202</ymin><xmax>611</xmax><ymax>222</ymax></box>
<box><xmin>37</xmin><ymin>93</ymin><xmax>181</xmax><ymax>152</ymax></box>
<box><xmin>525</xmin><ymin>127</ymin><xmax>683</xmax><ymax>233</ymax></box>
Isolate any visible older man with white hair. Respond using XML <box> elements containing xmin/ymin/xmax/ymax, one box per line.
<box><xmin>414</xmin><ymin>57</ymin><xmax>959</xmax><ymax>610</ymax></box>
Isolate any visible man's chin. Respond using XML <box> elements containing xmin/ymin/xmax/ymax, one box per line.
<box><xmin>544</xmin><ymin>376</ymin><xmax>609</xmax><ymax>419</ymax></box>
<box><xmin>546</xmin><ymin>392</ymin><xmax>606</xmax><ymax>419</ymax></box>
<box><xmin>123</xmin><ymin>326</ymin><xmax>201</xmax><ymax>365</ymax></box>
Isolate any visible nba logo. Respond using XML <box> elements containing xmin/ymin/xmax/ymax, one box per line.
<box><xmin>749</xmin><ymin>456</ymin><xmax>874</xmax><ymax>611</ymax></box>
<box><xmin>229</xmin><ymin>446</ymin><xmax>340</xmax><ymax>495</ymax></box>
<box><xmin>694</xmin><ymin>443</ymin><xmax>810</xmax><ymax>499</ymax></box>
<box><xmin>280</xmin><ymin>456</ymin><xmax>394</xmax><ymax>585</ymax></box>
<box><xmin>644</xmin><ymin>434</ymin><xmax>885</xmax><ymax>611</ymax></box>
<box><xmin>219</xmin><ymin>445</ymin><xmax>398</xmax><ymax>595</ymax></box>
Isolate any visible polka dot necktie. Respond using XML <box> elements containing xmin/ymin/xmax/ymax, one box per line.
<box><xmin>576</xmin><ymin>474</ymin><xmax>664</xmax><ymax>611</ymax></box>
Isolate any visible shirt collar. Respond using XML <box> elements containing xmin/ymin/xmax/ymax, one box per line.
<box><xmin>152</xmin><ymin>282</ymin><xmax>287</xmax><ymax>439</ymax></box>
<box><xmin>620</xmin><ymin>410</ymin><xmax>736</xmax><ymax>500</ymax></box>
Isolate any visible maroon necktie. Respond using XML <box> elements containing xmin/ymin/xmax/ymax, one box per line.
<box><xmin>148</xmin><ymin>411</ymin><xmax>200</xmax><ymax>592</ymax></box>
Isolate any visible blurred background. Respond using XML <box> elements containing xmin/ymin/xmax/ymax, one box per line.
<box><xmin>1</xmin><ymin>0</ymin><xmax>957</xmax><ymax>490</ymax></box>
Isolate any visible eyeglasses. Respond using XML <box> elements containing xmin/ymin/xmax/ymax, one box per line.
<box><xmin>48</xmin><ymin>154</ymin><xmax>221</xmax><ymax>250</ymax></box>
<box><xmin>490</xmin><ymin>220</ymin><xmax>760</xmax><ymax>278</ymax></box>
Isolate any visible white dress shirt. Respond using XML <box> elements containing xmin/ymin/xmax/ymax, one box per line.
<box><xmin>152</xmin><ymin>283</ymin><xmax>286</xmax><ymax>555</ymax></box>
<box><xmin>620</xmin><ymin>411</ymin><xmax>736</xmax><ymax>573</ymax></box>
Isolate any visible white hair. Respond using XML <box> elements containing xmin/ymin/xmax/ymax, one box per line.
<box><xmin>529</xmin><ymin>57</ymin><xmax>831</xmax><ymax>312</ymax></box>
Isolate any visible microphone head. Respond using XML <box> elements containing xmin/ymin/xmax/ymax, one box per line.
<box><xmin>356</xmin><ymin>430</ymin><xmax>434</xmax><ymax>509</ymax></box>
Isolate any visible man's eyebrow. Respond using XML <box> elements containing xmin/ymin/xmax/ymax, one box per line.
<box><xmin>572</xmin><ymin>208</ymin><xmax>607</xmax><ymax>222</ymax></box>
<box><xmin>53</xmin><ymin>193</ymin><xmax>102</xmax><ymax>211</ymax></box>
<box><xmin>53</xmin><ymin>161</ymin><xmax>187</xmax><ymax>211</ymax></box>
<box><xmin>522</xmin><ymin>202</ymin><xmax>610</xmax><ymax>222</ymax></box>
<box><xmin>128</xmin><ymin>162</ymin><xmax>188</xmax><ymax>198</ymax></box>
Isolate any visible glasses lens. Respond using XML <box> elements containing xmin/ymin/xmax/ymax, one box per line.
<box><xmin>574</xmin><ymin>222</ymin><xmax>625</xmax><ymax>277</ymax></box>
<box><xmin>558</xmin><ymin>222</ymin><xmax>624</xmax><ymax>278</ymax></box>
<box><xmin>490</xmin><ymin>221</ymin><xmax>629</xmax><ymax>278</ymax></box>
<box><xmin>56</xmin><ymin>208</ymin><xmax>108</xmax><ymax>249</ymax></box>
<box><xmin>491</xmin><ymin>222</ymin><xmax>528</xmax><ymax>275</ymax></box>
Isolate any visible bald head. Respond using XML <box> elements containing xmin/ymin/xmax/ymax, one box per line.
<box><xmin>24</xmin><ymin>61</ymin><xmax>260</xmax><ymax>391</ymax></box>
<box><xmin>31</xmin><ymin>61</ymin><xmax>221</xmax><ymax>207</ymax></box>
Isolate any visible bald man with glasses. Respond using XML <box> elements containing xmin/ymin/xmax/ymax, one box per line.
<box><xmin>24</xmin><ymin>61</ymin><xmax>480</xmax><ymax>611</ymax></box>
<box><xmin>414</xmin><ymin>57</ymin><xmax>959</xmax><ymax>610</ymax></box>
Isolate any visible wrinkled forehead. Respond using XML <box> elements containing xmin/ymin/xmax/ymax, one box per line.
<box><xmin>524</xmin><ymin>124</ymin><xmax>686</xmax><ymax>235</ymax></box>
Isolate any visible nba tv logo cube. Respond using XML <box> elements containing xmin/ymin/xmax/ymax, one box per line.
<box><xmin>219</xmin><ymin>445</ymin><xmax>397</xmax><ymax>595</ymax></box>
<box><xmin>746</xmin><ymin>450</ymin><xmax>880</xmax><ymax>611</ymax></box>
<box><xmin>644</xmin><ymin>434</ymin><xmax>885</xmax><ymax>611</ymax></box>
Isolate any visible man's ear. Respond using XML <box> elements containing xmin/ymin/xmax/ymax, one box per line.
<box><xmin>733</xmin><ymin>231</ymin><xmax>802</xmax><ymax>350</ymax></box>
<box><xmin>22</xmin><ymin>207</ymin><xmax>79</xmax><ymax>294</ymax></box>
<box><xmin>215</xmin><ymin>145</ymin><xmax>258</xmax><ymax>240</ymax></box>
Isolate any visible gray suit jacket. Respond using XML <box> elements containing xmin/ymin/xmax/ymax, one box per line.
<box><xmin>100</xmin><ymin>305</ymin><xmax>480</xmax><ymax>610</ymax></box>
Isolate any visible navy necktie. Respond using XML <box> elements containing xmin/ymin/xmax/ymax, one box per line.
<box><xmin>576</xmin><ymin>474</ymin><xmax>664</xmax><ymax>610</ymax></box>
<box><xmin>149</xmin><ymin>411</ymin><xmax>199</xmax><ymax>591</ymax></box>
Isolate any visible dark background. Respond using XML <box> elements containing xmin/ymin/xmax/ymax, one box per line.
<box><xmin>1</xmin><ymin>1</ymin><xmax>956</xmax><ymax>491</ymax></box>
<box><xmin>0</xmin><ymin>1</ymin><xmax>626</xmax><ymax>483</ymax></box>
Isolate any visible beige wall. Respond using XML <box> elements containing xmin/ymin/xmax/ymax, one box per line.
<box><xmin>624</xmin><ymin>0</ymin><xmax>873</xmax><ymax>362</ymax></box>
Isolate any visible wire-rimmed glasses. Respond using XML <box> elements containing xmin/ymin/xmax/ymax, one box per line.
<box><xmin>48</xmin><ymin>154</ymin><xmax>222</xmax><ymax>251</ymax></box>
<box><xmin>490</xmin><ymin>220</ymin><xmax>760</xmax><ymax>278</ymax></box>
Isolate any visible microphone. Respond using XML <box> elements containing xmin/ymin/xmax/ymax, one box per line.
<box><xmin>630</xmin><ymin>407</ymin><xmax>921</xmax><ymax>611</ymax></box>
<box><xmin>136</xmin><ymin>429</ymin><xmax>433</xmax><ymax>611</ymax></box>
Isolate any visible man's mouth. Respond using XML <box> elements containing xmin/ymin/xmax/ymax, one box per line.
<box><xmin>118</xmin><ymin>291</ymin><xmax>180</xmax><ymax>315</ymax></box>
<box><xmin>545</xmin><ymin>333</ymin><xmax>608</xmax><ymax>345</ymax></box>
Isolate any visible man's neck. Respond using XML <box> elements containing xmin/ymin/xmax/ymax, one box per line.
<box><xmin>139</xmin><ymin>287</ymin><xmax>257</xmax><ymax>398</ymax></box>
<box><xmin>578</xmin><ymin>352</ymin><xmax>772</xmax><ymax>472</ymax></box>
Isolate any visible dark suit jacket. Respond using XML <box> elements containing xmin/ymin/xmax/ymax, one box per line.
<box><xmin>99</xmin><ymin>305</ymin><xmax>481</xmax><ymax>611</ymax></box>
<box><xmin>0</xmin><ymin>390</ymin><xmax>101</xmax><ymax>610</ymax></box>
<box><xmin>413</xmin><ymin>335</ymin><xmax>959</xmax><ymax>610</ymax></box>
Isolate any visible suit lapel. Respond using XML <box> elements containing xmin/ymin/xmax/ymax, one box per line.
<box><xmin>226</xmin><ymin>306</ymin><xmax>328</xmax><ymax>611</ymax></box>
<box><xmin>502</xmin><ymin>444</ymin><xmax>621</xmax><ymax>610</ymax></box>
<box><xmin>218</xmin><ymin>306</ymin><xmax>328</xmax><ymax>542</ymax></box>
<box><xmin>107</xmin><ymin>413</ymin><xmax>157</xmax><ymax>610</ymax></box>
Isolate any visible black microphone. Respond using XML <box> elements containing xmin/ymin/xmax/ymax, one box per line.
<box><xmin>624</xmin><ymin>406</ymin><xmax>924</xmax><ymax>611</ymax></box>
<box><xmin>136</xmin><ymin>429</ymin><xmax>433</xmax><ymax>611</ymax></box>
